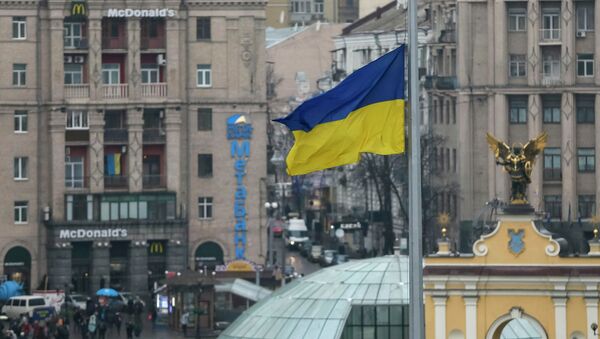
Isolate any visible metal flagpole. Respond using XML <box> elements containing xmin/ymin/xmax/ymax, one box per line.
<box><xmin>407</xmin><ymin>0</ymin><xmax>424</xmax><ymax>338</ymax></box>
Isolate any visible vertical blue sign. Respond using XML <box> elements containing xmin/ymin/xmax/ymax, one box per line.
<box><xmin>227</xmin><ymin>114</ymin><xmax>253</xmax><ymax>259</ymax></box>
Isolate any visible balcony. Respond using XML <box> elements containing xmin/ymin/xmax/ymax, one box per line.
<box><xmin>102</xmin><ymin>37</ymin><xmax>127</xmax><ymax>50</ymax></box>
<box><xmin>65</xmin><ymin>176</ymin><xmax>88</xmax><ymax>190</ymax></box>
<box><xmin>141</xmin><ymin>37</ymin><xmax>165</xmax><ymax>50</ymax></box>
<box><xmin>539</xmin><ymin>29</ymin><xmax>561</xmax><ymax>43</ymax></box>
<box><xmin>423</xmin><ymin>76</ymin><xmax>457</xmax><ymax>90</ymax></box>
<box><xmin>104</xmin><ymin>128</ymin><xmax>128</xmax><ymax>143</ymax></box>
<box><xmin>102</xmin><ymin>84</ymin><xmax>128</xmax><ymax>99</ymax></box>
<box><xmin>143</xmin><ymin>128</ymin><xmax>166</xmax><ymax>143</ymax></box>
<box><xmin>141</xmin><ymin>83</ymin><xmax>167</xmax><ymax>97</ymax></box>
<box><xmin>143</xmin><ymin>174</ymin><xmax>165</xmax><ymax>189</ymax></box>
<box><xmin>65</xmin><ymin>84</ymin><xmax>90</xmax><ymax>98</ymax></box>
<box><xmin>104</xmin><ymin>175</ymin><xmax>128</xmax><ymax>189</ymax></box>
<box><xmin>64</xmin><ymin>38</ymin><xmax>89</xmax><ymax>50</ymax></box>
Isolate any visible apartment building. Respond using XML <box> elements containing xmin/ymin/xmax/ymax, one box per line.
<box><xmin>429</xmin><ymin>0</ymin><xmax>599</xmax><ymax>242</ymax></box>
<box><xmin>0</xmin><ymin>0</ymin><xmax>267</xmax><ymax>294</ymax></box>
<box><xmin>266</xmin><ymin>0</ymin><xmax>358</xmax><ymax>28</ymax></box>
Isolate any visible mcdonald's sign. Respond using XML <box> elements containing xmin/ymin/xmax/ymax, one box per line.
<box><xmin>71</xmin><ymin>1</ymin><xmax>87</xmax><ymax>17</ymax></box>
<box><xmin>149</xmin><ymin>241</ymin><xmax>164</xmax><ymax>254</ymax></box>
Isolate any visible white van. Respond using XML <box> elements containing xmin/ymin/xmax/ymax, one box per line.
<box><xmin>284</xmin><ymin>218</ymin><xmax>310</xmax><ymax>250</ymax></box>
<box><xmin>2</xmin><ymin>296</ymin><xmax>47</xmax><ymax>319</ymax></box>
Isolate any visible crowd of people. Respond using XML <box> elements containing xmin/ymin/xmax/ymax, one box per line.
<box><xmin>0</xmin><ymin>297</ymin><xmax>147</xmax><ymax>339</ymax></box>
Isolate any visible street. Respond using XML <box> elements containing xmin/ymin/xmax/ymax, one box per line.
<box><xmin>271</xmin><ymin>236</ymin><xmax>321</xmax><ymax>277</ymax></box>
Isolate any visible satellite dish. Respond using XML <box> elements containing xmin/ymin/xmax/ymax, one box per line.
<box><xmin>335</xmin><ymin>229</ymin><xmax>345</xmax><ymax>239</ymax></box>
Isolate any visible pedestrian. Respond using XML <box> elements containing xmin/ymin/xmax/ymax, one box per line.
<box><xmin>180</xmin><ymin>311</ymin><xmax>189</xmax><ymax>336</ymax></box>
<box><xmin>124</xmin><ymin>322</ymin><xmax>133</xmax><ymax>339</ymax></box>
<box><xmin>87</xmin><ymin>313</ymin><xmax>97</xmax><ymax>339</ymax></box>
<box><xmin>97</xmin><ymin>320</ymin><xmax>106</xmax><ymax>339</ymax></box>
<box><xmin>150</xmin><ymin>307</ymin><xmax>157</xmax><ymax>329</ymax></box>
<box><xmin>54</xmin><ymin>318</ymin><xmax>69</xmax><ymax>339</ymax></box>
<box><xmin>114</xmin><ymin>312</ymin><xmax>121</xmax><ymax>336</ymax></box>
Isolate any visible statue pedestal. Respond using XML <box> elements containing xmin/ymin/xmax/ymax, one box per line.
<box><xmin>436</xmin><ymin>239</ymin><xmax>451</xmax><ymax>256</ymax></box>
<box><xmin>503</xmin><ymin>203</ymin><xmax>535</xmax><ymax>215</ymax></box>
<box><xmin>588</xmin><ymin>240</ymin><xmax>600</xmax><ymax>256</ymax></box>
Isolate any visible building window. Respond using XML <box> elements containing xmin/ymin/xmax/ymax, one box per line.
<box><xmin>66</xmin><ymin>195</ymin><xmax>93</xmax><ymax>221</ymax></box>
<box><xmin>577</xmin><ymin>54</ymin><xmax>594</xmax><ymax>77</ymax></box>
<box><xmin>198</xmin><ymin>197</ymin><xmax>213</xmax><ymax>219</ymax></box>
<box><xmin>100</xmin><ymin>194</ymin><xmax>175</xmax><ymax>221</ymax></box>
<box><xmin>196</xmin><ymin>65</ymin><xmax>212</xmax><ymax>87</ymax></box>
<box><xmin>544</xmin><ymin>195</ymin><xmax>562</xmax><ymax>219</ymax></box>
<box><xmin>543</xmin><ymin>96</ymin><xmax>561</xmax><ymax>123</ymax></box>
<box><xmin>292</xmin><ymin>0</ymin><xmax>308</xmax><ymax>13</ymax></box>
<box><xmin>579</xmin><ymin>195</ymin><xmax>595</xmax><ymax>219</ymax></box>
<box><xmin>542</xmin><ymin>8</ymin><xmax>561</xmax><ymax>40</ymax></box>
<box><xmin>13</xmin><ymin>157</ymin><xmax>28</xmax><ymax>180</ymax></box>
<box><xmin>12</xmin><ymin>17</ymin><xmax>26</xmax><ymax>40</ymax></box>
<box><xmin>577</xmin><ymin>148</ymin><xmax>595</xmax><ymax>172</ymax></box>
<box><xmin>14</xmin><ymin>202</ymin><xmax>28</xmax><ymax>224</ymax></box>
<box><xmin>141</xmin><ymin>64</ymin><xmax>159</xmax><ymax>83</ymax></box>
<box><xmin>64</xmin><ymin>64</ymin><xmax>83</xmax><ymax>84</ymax></box>
<box><xmin>508</xmin><ymin>7</ymin><xmax>527</xmax><ymax>32</ymax></box>
<box><xmin>577</xmin><ymin>3</ymin><xmax>594</xmax><ymax>32</ymax></box>
<box><xmin>196</xmin><ymin>17</ymin><xmax>211</xmax><ymax>40</ymax></box>
<box><xmin>102</xmin><ymin>64</ymin><xmax>120</xmax><ymax>84</ymax></box>
<box><xmin>543</xmin><ymin>148</ymin><xmax>561</xmax><ymax>181</ymax></box>
<box><xmin>65</xmin><ymin>156</ymin><xmax>84</xmax><ymax>188</ymax></box>
<box><xmin>197</xmin><ymin>108</ymin><xmax>212</xmax><ymax>131</ymax></box>
<box><xmin>542</xmin><ymin>54</ymin><xmax>561</xmax><ymax>80</ymax></box>
<box><xmin>509</xmin><ymin>54</ymin><xmax>527</xmax><ymax>77</ymax></box>
<box><xmin>576</xmin><ymin>94</ymin><xmax>595</xmax><ymax>123</ymax></box>
<box><xmin>14</xmin><ymin>111</ymin><xmax>28</xmax><ymax>133</ymax></box>
<box><xmin>12</xmin><ymin>64</ymin><xmax>26</xmax><ymax>86</ymax></box>
<box><xmin>314</xmin><ymin>0</ymin><xmax>324</xmax><ymax>14</ymax></box>
<box><xmin>66</xmin><ymin>111</ymin><xmax>89</xmax><ymax>130</ymax></box>
<box><xmin>509</xmin><ymin>95</ymin><xmax>528</xmax><ymax>124</ymax></box>
<box><xmin>198</xmin><ymin>154</ymin><xmax>213</xmax><ymax>177</ymax></box>
<box><xmin>64</xmin><ymin>22</ymin><xmax>83</xmax><ymax>48</ymax></box>
<box><xmin>452</xmin><ymin>149</ymin><xmax>457</xmax><ymax>173</ymax></box>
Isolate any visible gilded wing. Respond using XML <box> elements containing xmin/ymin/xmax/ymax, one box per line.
<box><xmin>486</xmin><ymin>133</ymin><xmax>511</xmax><ymax>161</ymax></box>
<box><xmin>523</xmin><ymin>132</ymin><xmax>548</xmax><ymax>162</ymax></box>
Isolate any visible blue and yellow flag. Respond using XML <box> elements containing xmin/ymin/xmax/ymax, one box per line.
<box><xmin>275</xmin><ymin>45</ymin><xmax>405</xmax><ymax>176</ymax></box>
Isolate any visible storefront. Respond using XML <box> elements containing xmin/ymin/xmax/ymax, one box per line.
<box><xmin>46</xmin><ymin>220</ymin><xmax>186</xmax><ymax>296</ymax></box>
<box><xmin>194</xmin><ymin>242</ymin><xmax>225</xmax><ymax>270</ymax></box>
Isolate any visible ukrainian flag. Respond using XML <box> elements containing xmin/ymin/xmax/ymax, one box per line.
<box><xmin>275</xmin><ymin>45</ymin><xmax>405</xmax><ymax>176</ymax></box>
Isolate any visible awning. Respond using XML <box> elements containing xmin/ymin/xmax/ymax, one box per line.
<box><xmin>215</xmin><ymin>279</ymin><xmax>272</xmax><ymax>302</ymax></box>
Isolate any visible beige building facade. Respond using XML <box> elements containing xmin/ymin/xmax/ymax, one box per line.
<box><xmin>0</xmin><ymin>0</ymin><xmax>267</xmax><ymax>294</ymax></box>
<box><xmin>429</xmin><ymin>0</ymin><xmax>600</xmax><ymax>241</ymax></box>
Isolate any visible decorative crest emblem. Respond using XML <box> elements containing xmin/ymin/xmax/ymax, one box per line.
<box><xmin>508</xmin><ymin>229</ymin><xmax>525</xmax><ymax>255</ymax></box>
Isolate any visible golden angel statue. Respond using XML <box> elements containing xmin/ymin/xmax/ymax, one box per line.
<box><xmin>486</xmin><ymin>132</ymin><xmax>548</xmax><ymax>204</ymax></box>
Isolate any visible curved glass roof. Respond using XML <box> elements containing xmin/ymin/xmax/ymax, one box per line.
<box><xmin>219</xmin><ymin>255</ymin><xmax>409</xmax><ymax>339</ymax></box>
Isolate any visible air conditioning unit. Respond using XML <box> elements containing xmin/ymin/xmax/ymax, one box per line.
<box><xmin>576</xmin><ymin>31</ymin><xmax>586</xmax><ymax>38</ymax></box>
<box><xmin>73</xmin><ymin>56</ymin><xmax>85</xmax><ymax>63</ymax></box>
<box><xmin>157</xmin><ymin>54</ymin><xmax>167</xmax><ymax>66</ymax></box>
<box><xmin>64</xmin><ymin>56</ymin><xmax>73</xmax><ymax>63</ymax></box>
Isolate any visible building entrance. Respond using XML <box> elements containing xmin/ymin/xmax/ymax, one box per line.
<box><xmin>71</xmin><ymin>242</ymin><xmax>92</xmax><ymax>294</ymax></box>
<box><xmin>110</xmin><ymin>241</ymin><xmax>130</xmax><ymax>290</ymax></box>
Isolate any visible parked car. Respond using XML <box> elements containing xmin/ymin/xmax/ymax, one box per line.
<box><xmin>272</xmin><ymin>225</ymin><xmax>283</xmax><ymax>238</ymax></box>
<box><xmin>284</xmin><ymin>218</ymin><xmax>310</xmax><ymax>250</ymax></box>
<box><xmin>65</xmin><ymin>294</ymin><xmax>87</xmax><ymax>311</ymax></box>
<box><xmin>2</xmin><ymin>296</ymin><xmax>47</xmax><ymax>319</ymax></box>
<box><xmin>335</xmin><ymin>254</ymin><xmax>348</xmax><ymax>264</ymax></box>
<box><xmin>309</xmin><ymin>245</ymin><xmax>323</xmax><ymax>263</ymax></box>
<box><xmin>320</xmin><ymin>250</ymin><xmax>338</xmax><ymax>267</ymax></box>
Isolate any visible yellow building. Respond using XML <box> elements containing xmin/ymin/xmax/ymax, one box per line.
<box><xmin>425</xmin><ymin>212</ymin><xmax>600</xmax><ymax>339</ymax></box>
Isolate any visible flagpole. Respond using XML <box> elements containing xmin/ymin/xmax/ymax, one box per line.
<box><xmin>407</xmin><ymin>0</ymin><xmax>424</xmax><ymax>338</ymax></box>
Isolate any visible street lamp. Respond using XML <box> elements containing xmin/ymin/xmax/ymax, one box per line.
<box><xmin>265</xmin><ymin>202</ymin><xmax>279</xmax><ymax>268</ymax></box>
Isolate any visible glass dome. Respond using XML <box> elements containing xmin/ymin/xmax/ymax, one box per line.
<box><xmin>219</xmin><ymin>255</ymin><xmax>409</xmax><ymax>339</ymax></box>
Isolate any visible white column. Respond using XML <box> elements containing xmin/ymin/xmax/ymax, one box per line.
<box><xmin>494</xmin><ymin>0</ymin><xmax>507</xmax><ymax>86</ymax></box>
<box><xmin>561</xmin><ymin>0</ymin><xmax>575</xmax><ymax>86</ymax></box>
<box><xmin>433</xmin><ymin>296</ymin><xmax>447</xmax><ymax>339</ymax></box>
<box><xmin>494</xmin><ymin>94</ymin><xmax>509</xmax><ymax>201</ymax></box>
<box><xmin>595</xmin><ymin>95</ymin><xmax>600</xmax><ymax>214</ymax></box>
<box><xmin>457</xmin><ymin>93</ymin><xmax>473</xmax><ymax>220</ymax></box>
<box><xmin>553</xmin><ymin>297</ymin><xmax>567</xmax><ymax>339</ymax></box>
<box><xmin>595</xmin><ymin>0</ymin><xmax>600</xmax><ymax>85</ymax></box>
<box><xmin>527</xmin><ymin>0</ymin><xmax>540</xmax><ymax>86</ymax></box>
<box><xmin>585</xmin><ymin>298</ymin><xmax>599</xmax><ymax>339</ymax></box>
<box><xmin>464</xmin><ymin>296</ymin><xmax>478</xmax><ymax>339</ymax></box>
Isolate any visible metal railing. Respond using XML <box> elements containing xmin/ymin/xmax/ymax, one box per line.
<box><xmin>143</xmin><ymin>128</ymin><xmax>166</xmax><ymax>143</ymax></box>
<box><xmin>102</xmin><ymin>84</ymin><xmax>128</xmax><ymax>99</ymax></box>
<box><xmin>143</xmin><ymin>174</ymin><xmax>165</xmax><ymax>188</ymax></box>
<box><xmin>64</xmin><ymin>84</ymin><xmax>90</xmax><ymax>98</ymax></box>
<box><xmin>141</xmin><ymin>37</ymin><xmax>165</xmax><ymax>49</ymax></box>
<box><xmin>104</xmin><ymin>128</ymin><xmax>128</xmax><ymax>143</ymax></box>
<box><xmin>102</xmin><ymin>37</ymin><xmax>127</xmax><ymax>49</ymax></box>
<box><xmin>141</xmin><ymin>83</ymin><xmax>167</xmax><ymax>97</ymax></box>
<box><xmin>65</xmin><ymin>176</ymin><xmax>88</xmax><ymax>189</ymax></box>
<box><xmin>104</xmin><ymin>175</ymin><xmax>128</xmax><ymax>188</ymax></box>
<box><xmin>539</xmin><ymin>28</ymin><xmax>561</xmax><ymax>42</ymax></box>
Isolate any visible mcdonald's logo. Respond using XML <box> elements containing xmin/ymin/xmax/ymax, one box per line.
<box><xmin>149</xmin><ymin>242</ymin><xmax>164</xmax><ymax>254</ymax></box>
<box><xmin>71</xmin><ymin>1</ymin><xmax>87</xmax><ymax>17</ymax></box>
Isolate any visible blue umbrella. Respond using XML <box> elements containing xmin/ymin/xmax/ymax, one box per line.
<box><xmin>96</xmin><ymin>288</ymin><xmax>119</xmax><ymax>297</ymax></box>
